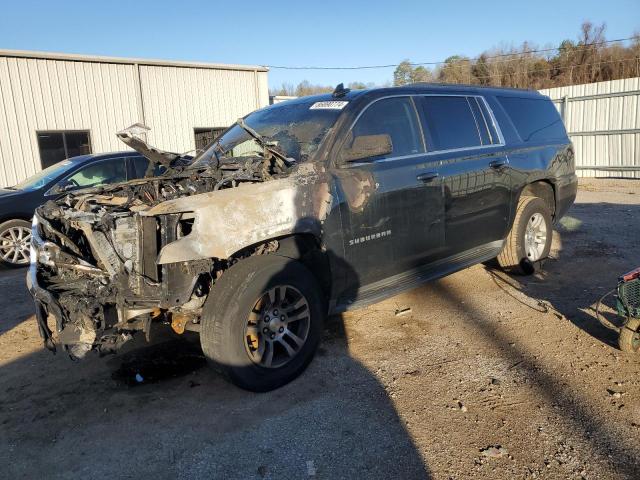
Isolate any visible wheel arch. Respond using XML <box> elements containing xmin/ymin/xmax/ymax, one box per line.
<box><xmin>229</xmin><ymin>233</ymin><xmax>333</xmax><ymax>304</ymax></box>
<box><xmin>518</xmin><ymin>180</ymin><xmax>556</xmax><ymax>218</ymax></box>
<box><xmin>0</xmin><ymin>214</ymin><xmax>33</xmax><ymax>225</ymax></box>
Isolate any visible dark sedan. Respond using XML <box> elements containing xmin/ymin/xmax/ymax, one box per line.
<box><xmin>0</xmin><ymin>151</ymin><xmax>159</xmax><ymax>267</ymax></box>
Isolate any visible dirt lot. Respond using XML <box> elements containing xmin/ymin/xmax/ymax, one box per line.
<box><xmin>1</xmin><ymin>179</ymin><xmax>640</xmax><ymax>480</ymax></box>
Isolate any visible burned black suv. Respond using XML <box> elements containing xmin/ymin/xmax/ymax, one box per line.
<box><xmin>28</xmin><ymin>84</ymin><xmax>576</xmax><ymax>391</ymax></box>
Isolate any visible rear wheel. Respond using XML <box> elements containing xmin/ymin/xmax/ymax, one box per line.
<box><xmin>0</xmin><ymin>219</ymin><xmax>32</xmax><ymax>268</ymax></box>
<box><xmin>497</xmin><ymin>196</ymin><xmax>552</xmax><ymax>275</ymax></box>
<box><xmin>618</xmin><ymin>317</ymin><xmax>640</xmax><ymax>353</ymax></box>
<box><xmin>200</xmin><ymin>254</ymin><xmax>325</xmax><ymax>392</ymax></box>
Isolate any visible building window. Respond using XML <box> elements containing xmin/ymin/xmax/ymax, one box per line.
<box><xmin>37</xmin><ymin>131</ymin><xmax>92</xmax><ymax>169</ymax></box>
<box><xmin>194</xmin><ymin>128</ymin><xmax>225</xmax><ymax>151</ymax></box>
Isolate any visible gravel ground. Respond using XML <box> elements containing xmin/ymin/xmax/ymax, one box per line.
<box><xmin>1</xmin><ymin>178</ymin><xmax>640</xmax><ymax>479</ymax></box>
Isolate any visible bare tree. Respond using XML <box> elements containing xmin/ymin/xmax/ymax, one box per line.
<box><xmin>403</xmin><ymin>21</ymin><xmax>639</xmax><ymax>89</ymax></box>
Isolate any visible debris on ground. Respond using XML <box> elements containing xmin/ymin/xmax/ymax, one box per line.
<box><xmin>111</xmin><ymin>340</ymin><xmax>205</xmax><ymax>386</ymax></box>
<box><xmin>394</xmin><ymin>307</ymin><xmax>412</xmax><ymax>316</ymax></box>
<box><xmin>480</xmin><ymin>445</ymin><xmax>509</xmax><ymax>458</ymax></box>
<box><xmin>607</xmin><ymin>389</ymin><xmax>622</xmax><ymax>398</ymax></box>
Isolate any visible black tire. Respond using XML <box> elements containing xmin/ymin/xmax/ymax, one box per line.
<box><xmin>618</xmin><ymin>317</ymin><xmax>640</xmax><ymax>353</ymax></box>
<box><xmin>497</xmin><ymin>196</ymin><xmax>552</xmax><ymax>275</ymax></box>
<box><xmin>200</xmin><ymin>254</ymin><xmax>326</xmax><ymax>392</ymax></box>
<box><xmin>0</xmin><ymin>219</ymin><xmax>32</xmax><ymax>269</ymax></box>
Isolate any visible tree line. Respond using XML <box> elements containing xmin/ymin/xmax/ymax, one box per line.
<box><xmin>270</xmin><ymin>22</ymin><xmax>640</xmax><ymax>96</ymax></box>
<box><xmin>270</xmin><ymin>80</ymin><xmax>386</xmax><ymax>97</ymax></box>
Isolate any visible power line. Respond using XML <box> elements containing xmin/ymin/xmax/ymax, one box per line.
<box><xmin>264</xmin><ymin>36</ymin><xmax>639</xmax><ymax>70</ymax></box>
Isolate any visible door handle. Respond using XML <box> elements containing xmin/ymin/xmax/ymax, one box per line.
<box><xmin>416</xmin><ymin>171</ymin><xmax>439</xmax><ymax>183</ymax></box>
<box><xmin>489</xmin><ymin>159</ymin><xmax>508</xmax><ymax>170</ymax></box>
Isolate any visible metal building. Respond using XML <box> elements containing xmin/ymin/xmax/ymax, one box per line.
<box><xmin>0</xmin><ymin>50</ymin><xmax>269</xmax><ymax>187</ymax></box>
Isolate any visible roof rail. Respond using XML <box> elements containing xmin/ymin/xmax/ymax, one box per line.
<box><xmin>400</xmin><ymin>82</ymin><xmax>536</xmax><ymax>92</ymax></box>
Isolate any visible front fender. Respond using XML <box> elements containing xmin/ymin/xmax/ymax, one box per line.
<box><xmin>144</xmin><ymin>171</ymin><xmax>332</xmax><ymax>264</ymax></box>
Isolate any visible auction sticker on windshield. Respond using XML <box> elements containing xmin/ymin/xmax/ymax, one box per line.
<box><xmin>309</xmin><ymin>101</ymin><xmax>349</xmax><ymax>110</ymax></box>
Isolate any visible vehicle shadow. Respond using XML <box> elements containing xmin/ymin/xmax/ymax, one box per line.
<box><xmin>0</xmin><ymin>254</ymin><xmax>431</xmax><ymax>479</ymax></box>
<box><xmin>429</xmin><ymin>278</ymin><xmax>640</xmax><ymax>477</ymax></box>
<box><xmin>0</xmin><ymin>266</ymin><xmax>34</xmax><ymax>335</ymax></box>
<box><xmin>463</xmin><ymin>200</ymin><xmax>640</xmax><ymax>477</ymax></box>
<box><xmin>484</xmin><ymin>201</ymin><xmax>640</xmax><ymax>350</ymax></box>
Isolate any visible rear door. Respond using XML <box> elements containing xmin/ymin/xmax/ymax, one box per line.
<box><xmin>333</xmin><ymin>96</ymin><xmax>445</xmax><ymax>296</ymax></box>
<box><xmin>416</xmin><ymin>95</ymin><xmax>512</xmax><ymax>257</ymax></box>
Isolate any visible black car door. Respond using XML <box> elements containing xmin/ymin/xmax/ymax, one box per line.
<box><xmin>332</xmin><ymin>96</ymin><xmax>445</xmax><ymax>300</ymax></box>
<box><xmin>416</xmin><ymin>95</ymin><xmax>512</xmax><ymax>258</ymax></box>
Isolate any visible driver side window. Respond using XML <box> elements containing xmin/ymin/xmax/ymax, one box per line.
<box><xmin>340</xmin><ymin>97</ymin><xmax>425</xmax><ymax>163</ymax></box>
<box><xmin>60</xmin><ymin>158</ymin><xmax>127</xmax><ymax>191</ymax></box>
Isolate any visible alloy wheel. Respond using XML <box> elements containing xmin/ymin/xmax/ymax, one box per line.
<box><xmin>0</xmin><ymin>225</ymin><xmax>31</xmax><ymax>265</ymax></box>
<box><xmin>244</xmin><ymin>285</ymin><xmax>311</xmax><ymax>369</ymax></box>
<box><xmin>524</xmin><ymin>213</ymin><xmax>547</xmax><ymax>261</ymax></box>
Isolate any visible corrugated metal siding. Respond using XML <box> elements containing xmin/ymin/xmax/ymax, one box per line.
<box><xmin>0</xmin><ymin>52</ymin><xmax>269</xmax><ymax>187</ymax></box>
<box><xmin>139</xmin><ymin>65</ymin><xmax>268</xmax><ymax>154</ymax></box>
<box><xmin>0</xmin><ymin>57</ymin><xmax>141</xmax><ymax>185</ymax></box>
<box><xmin>540</xmin><ymin>77</ymin><xmax>640</xmax><ymax>178</ymax></box>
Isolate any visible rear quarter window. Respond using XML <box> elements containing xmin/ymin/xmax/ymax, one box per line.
<box><xmin>498</xmin><ymin>96</ymin><xmax>566</xmax><ymax>143</ymax></box>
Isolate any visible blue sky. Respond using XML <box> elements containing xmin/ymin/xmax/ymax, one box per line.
<box><xmin>0</xmin><ymin>0</ymin><xmax>638</xmax><ymax>90</ymax></box>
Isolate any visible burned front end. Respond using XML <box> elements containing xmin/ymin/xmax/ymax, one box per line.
<box><xmin>27</xmin><ymin>100</ymin><xmax>345</xmax><ymax>359</ymax></box>
<box><xmin>27</xmin><ymin>170</ymin><xmax>213</xmax><ymax>357</ymax></box>
<box><xmin>27</xmin><ymin>155</ymin><xmax>335</xmax><ymax>361</ymax></box>
<box><xmin>28</xmin><ymin>148</ymin><xmax>322</xmax><ymax>359</ymax></box>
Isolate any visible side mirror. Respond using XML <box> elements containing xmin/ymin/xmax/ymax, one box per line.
<box><xmin>342</xmin><ymin>134</ymin><xmax>393</xmax><ymax>163</ymax></box>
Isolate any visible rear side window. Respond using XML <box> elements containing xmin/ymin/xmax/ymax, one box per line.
<box><xmin>343</xmin><ymin>97</ymin><xmax>424</xmax><ymax>161</ymax></box>
<box><xmin>498</xmin><ymin>96</ymin><xmax>566</xmax><ymax>142</ymax></box>
<box><xmin>419</xmin><ymin>96</ymin><xmax>483</xmax><ymax>151</ymax></box>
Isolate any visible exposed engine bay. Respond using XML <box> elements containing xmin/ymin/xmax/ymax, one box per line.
<box><xmin>28</xmin><ymin>123</ymin><xmax>333</xmax><ymax>359</ymax></box>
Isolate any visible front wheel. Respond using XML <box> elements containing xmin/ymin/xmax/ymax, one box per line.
<box><xmin>497</xmin><ymin>196</ymin><xmax>552</xmax><ymax>275</ymax></box>
<box><xmin>200</xmin><ymin>254</ymin><xmax>326</xmax><ymax>392</ymax></box>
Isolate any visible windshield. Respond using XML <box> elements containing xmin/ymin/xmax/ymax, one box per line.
<box><xmin>11</xmin><ymin>159</ymin><xmax>80</xmax><ymax>191</ymax></box>
<box><xmin>191</xmin><ymin>99</ymin><xmax>343</xmax><ymax>168</ymax></box>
